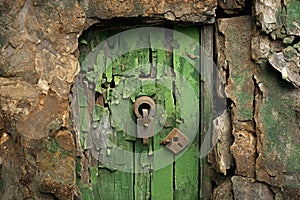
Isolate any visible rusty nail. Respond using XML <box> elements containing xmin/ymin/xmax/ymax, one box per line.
<box><xmin>160</xmin><ymin>139</ymin><xmax>171</xmax><ymax>145</ymax></box>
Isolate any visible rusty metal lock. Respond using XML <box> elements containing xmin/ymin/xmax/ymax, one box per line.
<box><xmin>160</xmin><ymin>128</ymin><xmax>190</xmax><ymax>154</ymax></box>
<box><xmin>133</xmin><ymin>96</ymin><xmax>156</xmax><ymax>145</ymax></box>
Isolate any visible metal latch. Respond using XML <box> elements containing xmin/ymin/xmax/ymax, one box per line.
<box><xmin>133</xmin><ymin>96</ymin><xmax>156</xmax><ymax>145</ymax></box>
<box><xmin>160</xmin><ymin>128</ymin><xmax>190</xmax><ymax>154</ymax></box>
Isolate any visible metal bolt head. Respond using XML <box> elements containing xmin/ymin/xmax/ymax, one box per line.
<box><xmin>144</xmin><ymin>123</ymin><xmax>149</xmax><ymax>127</ymax></box>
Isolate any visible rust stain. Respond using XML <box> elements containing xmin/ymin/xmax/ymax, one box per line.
<box><xmin>17</xmin><ymin>92</ymin><xmax>68</xmax><ymax>140</ymax></box>
<box><xmin>0</xmin><ymin>133</ymin><xmax>10</xmax><ymax>146</ymax></box>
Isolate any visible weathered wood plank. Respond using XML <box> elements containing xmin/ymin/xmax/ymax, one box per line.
<box><xmin>151</xmin><ymin>29</ymin><xmax>174</xmax><ymax>200</ymax></box>
<box><xmin>151</xmin><ymin>91</ymin><xmax>174</xmax><ymax>200</ymax></box>
<box><xmin>173</xmin><ymin>26</ymin><xmax>200</xmax><ymax>200</ymax></box>
<box><xmin>111</xmin><ymin>31</ymin><xmax>135</xmax><ymax>200</ymax></box>
<box><xmin>112</xmin><ymin>130</ymin><xmax>134</xmax><ymax>199</ymax></box>
<box><xmin>134</xmin><ymin>33</ymin><xmax>152</xmax><ymax>199</ymax></box>
<box><xmin>97</xmin><ymin>168</ymin><xmax>115</xmax><ymax>200</ymax></box>
<box><xmin>150</xmin><ymin>28</ymin><xmax>169</xmax><ymax>80</ymax></box>
<box><xmin>134</xmin><ymin>139</ymin><xmax>151</xmax><ymax>200</ymax></box>
<box><xmin>92</xmin><ymin>108</ymin><xmax>112</xmax><ymax>200</ymax></box>
<box><xmin>200</xmin><ymin>25</ymin><xmax>214</xmax><ymax>200</ymax></box>
<box><xmin>95</xmin><ymin>30</ymin><xmax>135</xmax><ymax>200</ymax></box>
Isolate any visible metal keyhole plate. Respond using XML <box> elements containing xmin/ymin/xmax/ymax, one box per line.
<box><xmin>163</xmin><ymin>128</ymin><xmax>190</xmax><ymax>155</ymax></box>
<box><xmin>133</xmin><ymin>96</ymin><xmax>156</xmax><ymax>118</ymax></box>
<box><xmin>133</xmin><ymin>96</ymin><xmax>156</xmax><ymax>145</ymax></box>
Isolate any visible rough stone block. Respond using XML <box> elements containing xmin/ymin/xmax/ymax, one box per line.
<box><xmin>268</xmin><ymin>48</ymin><xmax>300</xmax><ymax>88</ymax></box>
<box><xmin>230</xmin><ymin>130</ymin><xmax>256</xmax><ymax>178</ymax></box>
<box><xmin>55</xmin><ymin>130</ymin><xmax>75</xmax><ymax>152</ymax></box>
<box><xmin>217</xmin><ymin>16</ymin><xmax>254</xmax><ymax>125</ymax></box>
<box><xmin>254</xmin><ymin>61</ymin><xmax>300</xmax><ymax>198</ymax></box>
<box><xmin>218</xmin><ymin>0</ymin><xmax>246</xmax><ymax>15</ymax></box>
<box><xmin>231</xmin><ymin>176</ymin><xmax>274</xmax><ymax>200</ymax></box>
<box><xmin>285</xmin><ymin>0</ymin><xmax>300</xmax><ymax>36</ymax></box>
<box><xmin>255</xmin><ymin>0</ymin><xmax>282</xmax><ymax>34</ymax></box>
<box><xmin>208</xmin><ymin>110</ymin><xmax>233</xmax><ymax>175</ymax></box>
<box><xmin>213</xmin><ymin>179</ymin><xmax>233</xmax><ymax>200</ymax></box>
<box><xmin>81</xmin><ymin>0</ymin><xmax>216</xmax><ymax>25</ymax></box>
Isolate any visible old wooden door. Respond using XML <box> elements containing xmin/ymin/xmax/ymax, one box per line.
<box><xmin>74</xmin><ymin>25</ymin><xmax>213</xmax><ymax>200</ymax></box>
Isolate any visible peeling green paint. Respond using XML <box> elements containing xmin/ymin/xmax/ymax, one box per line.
<box><xmin>151</xmin><ymin>28</ymin><xmax>174</xmax><ymax>200</ymax></box>
<box><xmin>173</xmin><ymin>26</ymin><xmax>200</xmax><ymax>200</ymax></box>
<box><xmin>76</xmin><ymin>26</ymin><xmax>204</xmax><ymax>199</ymax></box>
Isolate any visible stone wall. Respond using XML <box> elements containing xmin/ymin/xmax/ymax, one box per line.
<box><xmin>0</xmin><ymin>0</ymin><xmax>299</xmax><ymax>199</ymax></box>
<box><xmin>211</xmin><ymin>1</ymin><xmax>300</xmax><ymax>199</ymax></box>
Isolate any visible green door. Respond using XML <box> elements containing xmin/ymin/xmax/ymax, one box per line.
<box><xmin>74</xmin><ymin>25</ymin><xmax>212</xmax><ymax>200</ymax></box>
